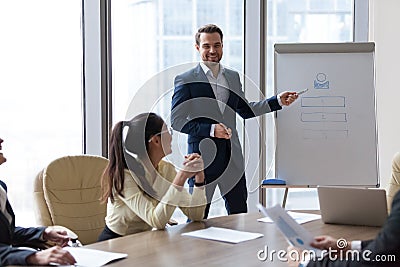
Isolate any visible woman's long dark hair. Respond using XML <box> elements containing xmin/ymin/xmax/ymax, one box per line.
<box><xmin>101</xmin><ymin>112</ymin><xmax>164</xmax><ymax>203</ymax></box>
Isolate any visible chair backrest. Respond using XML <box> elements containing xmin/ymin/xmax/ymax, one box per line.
<box><xmin>33</xmin><ymin>169</ymin><xmax>53</xmax><ymax>226</ymax></box>
<box><xmin>388</xmin><ymin>152</ymin><xmax>400</xmax><ymax>213</ymax></box>
<box><xmin>42</xmin><ymin>155</ymin><xmax>109</xmax><ymax>245</ymax></box>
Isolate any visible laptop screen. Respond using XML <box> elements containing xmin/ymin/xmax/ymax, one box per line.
<box><xmin>317</xmin><ymin>186</ymin><xmax>388</xmax><ymax>227</ymax></box>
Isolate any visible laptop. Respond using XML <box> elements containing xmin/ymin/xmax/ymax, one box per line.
<box><xmin>317</xmin><ymin>186</ymin><xmax>388</xmax><ymax>227</ymax></box>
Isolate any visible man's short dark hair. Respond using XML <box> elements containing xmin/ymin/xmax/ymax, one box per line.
<box><xmin>195</xmin><ymin>24</ymin><xmax>223</xmax><ymax>45</ymax></box>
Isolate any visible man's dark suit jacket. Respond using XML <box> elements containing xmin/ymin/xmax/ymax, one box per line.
<box><xmin>171</xmin><ymin>64</ymin><xmax>281</xmax><ymax>185</ymax></box>
<box><xmin>0</xmin><ymin>180</ymin><xmax>46</xmax><ymax>265</ymax></box>
<box><xmin>309</xmin><ymin>190</ymin><xmax>400</xmax><ymax>267</ymax></box>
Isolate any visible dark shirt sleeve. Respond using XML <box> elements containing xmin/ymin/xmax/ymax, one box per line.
<box><xmin>230</xmin><ymin>71</ymin><xmax>282</xmax><ymax>119</ymax></box>
<box><xmin>0</xmin><ymin>227</ymin><xmax>46</xmax><ymax>265</ymax></box>
<box><xmin>13</xmin><ymin>226</ymin><xmax>46</xmax><ymax>246</ymax></box>
<box><xmin>0</xmin><ymin>243</ymin><xmax>38</xmax><ymax>266</ymax></box>
<box><xmin>1</xmin><ymin>181</ymin><xmax>47</xmax><ymax>265</ymax></box>
<box><xmin>236</xmin><ymin>94</ymin><xmax>282</xmax><ymax>119</ymax></box>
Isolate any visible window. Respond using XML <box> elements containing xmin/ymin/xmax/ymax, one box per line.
<box><xmin>111</xmin><ymin>0</ymin><xmax>244</xmax><ymax>220</ymax></box>
<box><xmin>0</xmin><ymin>0</ymin><xmax>83</xmax><ymax>226</ymax></box>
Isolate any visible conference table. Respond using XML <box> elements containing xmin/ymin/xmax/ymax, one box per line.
<box><xmin>84</xmin><ymin>212</ymin><xmax>380</xmax><ymax>267</ymax></box>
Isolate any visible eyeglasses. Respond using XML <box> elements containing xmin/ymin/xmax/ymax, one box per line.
<box><xmin>148</xmin><ymin>127</ymin><xmax>173</xmax><ymax>142</ymax></box>
<box><xmin>156</xmin><ymin>127</ymin><xmax>173</xmax><ymax>136</ymax></box>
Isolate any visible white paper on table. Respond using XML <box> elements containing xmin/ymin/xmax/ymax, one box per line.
<box><xmin>181</xmin><ymin>227</ymin><xmax>263</xmax><ymax>244</ymax></box>
<box><xmin>257</xmin><ymin>204</ymin><xmax>322</xmax><ymax>255</ymax></box>
<box><xmin>258</xmin><ymin>211</ymin><xmax>321</xmax><ymax>224</ymax></box>
<box><xmin>62</xmin><ymin>247</ymin><xmax>127</xmax><ymax>267</ymax></box>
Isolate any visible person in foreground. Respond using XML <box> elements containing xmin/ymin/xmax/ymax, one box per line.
<box><xmin>287</xmin><ymin>190</ymin><xmax>400</xmax><ymax>267</ymax></box>
<box><xmin>171</xmin><ymin>24</ymin><xmax>298</xmax><ymax>218</ymax></box>
<box><xmin>98</xmin><ymin>112</ymin><xmax>207</xmax><ymax>241</ymax></box>
<box><xmin>0</xmin><ymin>138</ymin><xmax>76</xmax><ymax>266</ymax></box>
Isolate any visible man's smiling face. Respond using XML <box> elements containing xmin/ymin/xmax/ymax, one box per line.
<box><xmin>195</xmin><ymin>32</ymin><xmax>223</xmax><ymax>63</ymax></box>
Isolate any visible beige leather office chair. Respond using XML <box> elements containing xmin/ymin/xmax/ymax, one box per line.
<box><xmin>33</xmin><ymin>169</ymin><xmax>53</xmax><ymax>226</ymax></box>
<box><xmin>387</xmin><ymin>152</ymin><xmax>400</xmax><ymax>213</ymax></box>
<box><xmin>34</xmin><ymin>155</ymin><xmax>109</xmax><ymax>245</ymax></box>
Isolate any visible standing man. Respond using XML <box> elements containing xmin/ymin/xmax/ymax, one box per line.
<box><xmin>171</xmin><ymin>24</ymin><xmax>297</xmax><ymax>218</ymax></box>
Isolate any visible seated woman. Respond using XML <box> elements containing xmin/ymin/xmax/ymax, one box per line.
<box><xmin>0</xmin><ymin>138</ymin><xmax>76</xmax><ymax>266</ymax></box>
<box><xmin>98</xmin><ymin>113</ymin><xmax>206</xmax><ymax>241</ymax></box>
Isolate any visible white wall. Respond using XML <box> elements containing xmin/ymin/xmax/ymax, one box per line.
<box><xmin>370</xmin><ymin>0</ymin><xmax>400</xmax><ymax>189</ymax></box>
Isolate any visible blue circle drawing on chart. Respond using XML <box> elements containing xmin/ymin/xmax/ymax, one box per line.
<box><xmin>316</xmin><ymin>73</ymin><xmax>326</xmax><ymax>82</ymax></box>
<box><xmin>296</xmin><ymin>238</ymin><xmax>304</xmax><ymax>245</ymax></box>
